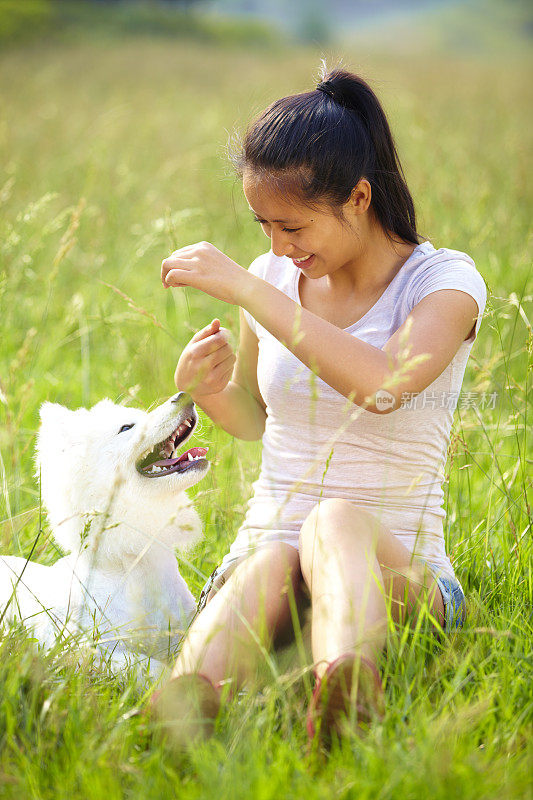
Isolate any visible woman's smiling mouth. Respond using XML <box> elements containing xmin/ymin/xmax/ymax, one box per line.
<box><xmin>292</xmin><ymin>254</ymin><xmax>315</xmax><ymax>269</ymax></box>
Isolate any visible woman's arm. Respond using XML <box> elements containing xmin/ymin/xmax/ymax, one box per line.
<box><xmin>162</xmin><ymin>243</ymin><xmax>479</xmax><ymax>414</ymax></box>
<box><xmin>240</xmin><ymin>274</ymin><xmax>479</xmax><ymax>413</ymax></box>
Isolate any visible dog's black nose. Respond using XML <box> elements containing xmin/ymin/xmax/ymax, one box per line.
<box><xmin>171</xmin><ymin>392</ymin><xmax>193</xmax><ymax>408</ymax></box>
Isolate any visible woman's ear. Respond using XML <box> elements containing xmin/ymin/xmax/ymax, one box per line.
<box><xmin>347</xmin><ymin>178</ymin><xmax>372</xmax><ymax>216</ymax></box>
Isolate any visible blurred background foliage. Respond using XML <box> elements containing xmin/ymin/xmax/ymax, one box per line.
<box><xmin>0</xmin><ymin>0</ymin><xmax>278</xmax><ymax>48</ymax></box>
<box><xmin>0</xmin><ymin>0</ymin><xmax>531</xmax><ymax>49</ymax></box>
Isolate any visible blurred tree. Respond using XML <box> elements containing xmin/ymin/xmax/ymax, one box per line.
<box><xmin>297</xmin><ymin>0</ymin><xmax>332</xmax><ymax>44</ymax></box>
<box><xmin>85</xmin><ymin>0</ymin><xmax>206</xmax><ymax>4</ymax></box>
<box><xmin>0</xmin><ymin>0</ymin><xmax>53</xmax><ymax>43</ymax></box>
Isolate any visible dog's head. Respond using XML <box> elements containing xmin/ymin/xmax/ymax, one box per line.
<box><xmin>36</xmin><ymin>393</ymin><xmax>210</xmax><ymax>558</ymax></box>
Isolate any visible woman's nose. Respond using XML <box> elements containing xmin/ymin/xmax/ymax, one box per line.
<box><xmin>270</xmin><ymin>228</ymin><xmax>293</xmax><ymax>258</ymax></box>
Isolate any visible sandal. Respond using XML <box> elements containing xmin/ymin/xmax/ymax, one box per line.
<box><xmin>150</xmin><ymin>673</ymin><xmax>221</xmax><ymax>751</ymax></box>
<box><xmin>306</xmin><ymin>654</ymin><xmax>385</xmax><ymax>747</ymax></box>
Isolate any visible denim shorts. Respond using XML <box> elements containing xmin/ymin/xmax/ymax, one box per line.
<box><xmin>196</xmin><ymin>556</ymin><xmax>467</xmax><ymax>634</ymax></box>
<box><xmin>196</xmin><ymin>559</ymin><xmax>241</xmax><ymax>617</ymax></box>
<box><xmin>422</xmin><ymin>560</ymin><xmax>467</xmax><ymax>632</ymax></box>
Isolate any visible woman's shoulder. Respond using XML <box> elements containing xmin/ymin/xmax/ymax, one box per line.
<box><xmin>395</xmin><ymin>241</ymin><xmax>488</xmax><ymax>343</ymax></box>
<box><xmin>404</xmin><ymin>240</ymin><xmax>487</xmax><ymax>307</ymax></box>
<box><xmin>408</xmin><ymin>240</ymin><xmax>476</xmax><ymax>270</ymax></box>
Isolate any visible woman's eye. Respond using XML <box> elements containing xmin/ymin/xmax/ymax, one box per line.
<box><xmin>253</xmin><ymin>217</ymin><xmax>301</xmax><ymax>233</ymax></box>
<box><xmin>118</xmin><ymin>424</ymin><xmax>135</xmax><ymax>434</ymax></box>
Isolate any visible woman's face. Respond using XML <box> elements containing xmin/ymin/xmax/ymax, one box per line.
<box><xmin>242</xmin><ymin>171</ymin><xmax>370</xmax><ymax>279</ymax></box>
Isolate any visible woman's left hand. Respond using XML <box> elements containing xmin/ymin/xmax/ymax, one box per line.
<box><xmin>161</xmin><ymin>241</ymin><xmax>247</xmax><ymax>306</ymax></box>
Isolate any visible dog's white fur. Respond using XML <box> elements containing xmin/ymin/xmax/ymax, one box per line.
<box><xmin>0</xmin><ymin>392</ymin><xmax>209</xmax><ymax>678</ymax></box>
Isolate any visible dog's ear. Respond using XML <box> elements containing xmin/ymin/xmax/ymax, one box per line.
<box><xmin>37</xmin><ymin>403</ymin><xmax>80</xmax><ymax>453</ymax></box>
<box><xmin>35</xmin><ymin>403</ymin><xmax>76</xmax><ymax>479</ymax></box>
<box><xmin>39</xmin><ymin>401</ymin><xmax>73</xmax><ymax>428</ymax></box>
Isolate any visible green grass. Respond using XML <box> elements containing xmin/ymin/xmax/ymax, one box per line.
<box><xmin>0</xmin><ymin>21</ymin><xmax>531</xmax><ymax>800</ymax></box>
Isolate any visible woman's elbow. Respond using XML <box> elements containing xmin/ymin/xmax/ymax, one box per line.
<box><xmin>358</xmin><ymin>388</ymin><xmax>401</xmax><ymax>415</ymax></box>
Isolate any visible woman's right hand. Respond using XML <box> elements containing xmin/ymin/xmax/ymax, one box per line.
<box><xmin>174</xmin><ymin>318</ymin><xmax>236</xmax><ymax>400</ymax></box>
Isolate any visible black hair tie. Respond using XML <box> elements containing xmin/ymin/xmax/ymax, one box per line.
<box><xmin>316</xmin><ymin>80</ymin><xmax>342</xmax><ymax>104</ymax></box>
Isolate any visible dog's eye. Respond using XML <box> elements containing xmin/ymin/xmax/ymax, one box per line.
<box><xmin>118</xmin><ymin>424</ymin><xmax>135</xmax><ymax>434</ymax></box>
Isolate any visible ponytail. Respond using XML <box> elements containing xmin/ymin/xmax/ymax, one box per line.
<box><xmin>234</xmin><ymin>68</ymin><xmax>419</xmax><ymax>245</ymax></box>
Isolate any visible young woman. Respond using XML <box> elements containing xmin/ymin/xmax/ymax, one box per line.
<box><xmin>155</xmin><ymin>67</ymin><xmax>487</xmax><ymax>745</ymax></box>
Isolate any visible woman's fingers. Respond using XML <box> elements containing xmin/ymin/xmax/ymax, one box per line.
<box><xmin>161</xmin><ymin>241</ymin><xmax>243</xmax><ymax>306</ymax></box>
<box><xmin>183</xmin><ymin>351</ymin><xmax>235</xmax><ymax>398</ymax></box>
<box><xmin>204</xmin><ymin>344</ymin><xmax>236</xmax><ymax>372</ymax></box>
<box><xmin>168</xmin><ymin>241</ymin><xmax>211</xmax><ymax>259</ymax></box>
<box><xmin>169</xmin><ymin>243</ymin><xmax>201</xmax><ymax>258</ymax></box>
<box><xmin>191</xmin><ymin>319</ymin><xmax>220</xmax><ymax>343</ymax></box>
<box><xmin>162</xmin><ymin>266</ymin><xmax>191</xmax><ymax>288</ymax></box>
<box><xmin>203</xmin><ymin>352</ymin><xmax>236</xmax><ymax>390</ymax></box>
<box><xmin>161</xmin><ymin>244</ymin><xmax>205</xmax><ymax>285</ymax></box>
<box><xmin>192</xmin><ymin>329</ymin><xmax>230</xmax><ymax>359</ymax></box>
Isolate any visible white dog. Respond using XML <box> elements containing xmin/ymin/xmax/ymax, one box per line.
<box><xmin>0</xmin><ymin>392</ymin><xmax>210</xmax><ymax>678</ymax></box>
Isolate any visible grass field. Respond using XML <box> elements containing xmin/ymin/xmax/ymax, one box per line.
<box><xmin>0</xmin><ymin>16</ymin><xmax>531</xmax><ymax>800</ymax></box>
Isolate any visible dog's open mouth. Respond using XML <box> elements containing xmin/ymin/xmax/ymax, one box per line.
<box><xmin>136</xmin><ymin>411</ymin><xmax>208</xmax><ymax>478</ymax></box>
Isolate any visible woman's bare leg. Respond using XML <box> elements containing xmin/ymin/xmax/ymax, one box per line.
<box><xmin>299</xmin><ymin>499</ymin><xmax>445</xmax><ymax>679</ymax></box>
<box><xmin>172</xmin><ymin>542</ymin><xmax>302</xmax><ymax>688</ymax></box>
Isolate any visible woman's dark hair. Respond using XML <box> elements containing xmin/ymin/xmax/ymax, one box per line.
<box><xmin>233</xmin><ymin>67</ymin><xmax>419</xmax><ymax>245</ymax></box>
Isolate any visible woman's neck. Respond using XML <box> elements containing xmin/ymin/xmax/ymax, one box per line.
<box><xmin>327</xmin><ymin>220</ymin><xmax>418</xmax><ymax>298</ymax></box>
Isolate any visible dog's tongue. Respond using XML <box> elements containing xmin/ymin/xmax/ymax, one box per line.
<box><xmin>151</xmin><ymin>447</ymin><xmax>209</xmax><ymax>468</ymax></box>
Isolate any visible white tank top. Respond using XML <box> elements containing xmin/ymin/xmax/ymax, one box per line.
<box><xmin>222</xmin><ymin>241</ymin><xmax>487</xmax><ymax>579</ymax></box>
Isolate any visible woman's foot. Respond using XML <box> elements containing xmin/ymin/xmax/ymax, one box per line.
<box><xmin>306</xmin><ymin>654</ymin><xmax>385</xmax><ymax>747</ymax></box>
<box><xmin>150</xmin><ymin>673</ymin><xmax>221</xmax><ymax>752</ymax></box>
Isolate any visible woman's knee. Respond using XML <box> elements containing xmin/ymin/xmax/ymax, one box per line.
<box><xmin>225</xmin><ymin>543</ymin><xmax>302</xmax><ymax>645</ymax></box>
<box><xmin>299</xmin><ymin>499</ymin><xmax>379</xmax><ymax>557</ymax></box>
<box><xmin>231</xmin><ymin>542</ymin><xmax>301</xmax><ymax>596</ymax></box>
